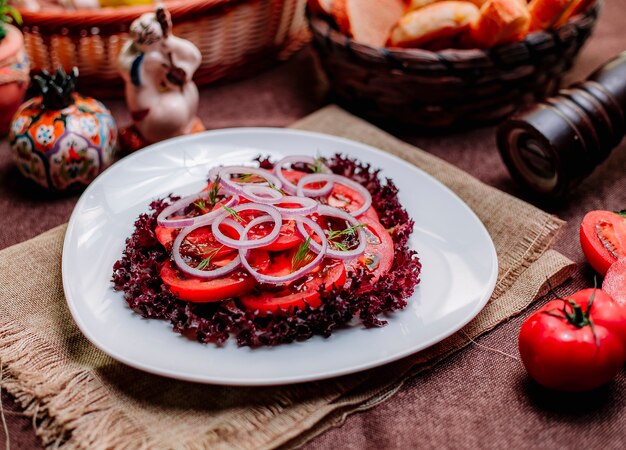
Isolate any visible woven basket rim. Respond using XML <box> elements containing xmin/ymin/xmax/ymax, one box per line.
<box><xmin>18</xmin><ymin>0</ymin><xmax>245</xmax><ymax>23</ymax></box>
<box><xmin>308</xmin><ymin>0</ymin><xmax>601</xmax><ymax>62</ymax></box>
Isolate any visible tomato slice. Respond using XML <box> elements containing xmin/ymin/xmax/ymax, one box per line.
<box><xmin>240</xmin><ymin>259</ymin><xmax>347</xmax><ymax>314</ymax></box>
<box><xmin>161</xmin><ymin>250</ymin><xmax>270</xmax><ymax>302</ymax></box>
<box><xmin>155</xmin><ymin>223</ymin><xmax>238</xmax><ymax>259</ymax></box>
<box><xmin>580</xmin><ymin>211</ymin><xmax>626</xmax><ymax>275</ymax></box>
<box><xmin>603</xmin><ymin>257</ymin><xmax>626</xmax><ymax>307</ymax></box>
<box><xmin>156</xmin><ymin>225</ymin><xmax>177</xmax><ymax>249</ymax></box>
<box><xmin>247</xmin><ymin>219</ymin><xmax>303</xmax><ymax>251</ymax></box>
<box><xmin>346</xmin><ymin>216</ymin><xmax>394</xmax><ymax>285</ymax></box>
<box><xmin>282</xmin><ymin>169</ymin><xmax>379</xmax><ymax>221</ymax></box>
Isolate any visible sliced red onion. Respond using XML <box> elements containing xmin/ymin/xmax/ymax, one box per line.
<box><xmin>211</xmin><ymin>203</ymin><xmax>282</xmax><ymax>249</ymax></box>
<box><xmin>297</xmin><ymin>205</ymin><xmax>367</xmax><ymax>260</ymax></box>
<box><xmin>273</xmin><ymin>155</ymin><xmax>331</xmax><ymax>194</ymax></box>
<box><xmin>297</xmin><ymin>173</ymin><xmax>372</xmax><ymax>217</ymax></box>
<box><xmin>211</xmin><ymin>166</ymin><xmax>282</xmax><ymax>196</ymax></box>
<box><xmin>240</xmin><ymin>216</ymin><xmax>328</xmax><ymax>285</ymax></box>
<box><xmin>157</xmin><ymin>190</ymin><xmax>238</xmax><ymax>228</ymax></box>
<box><xmin>241</xmin><ymin>185</ymin><xmax>284</xmax><ymax>204</ymax></box>
<box><xmin>172</xmin><ymin>221</ymin><xmax>243</xmax><ymax>279</ymax></box>
<box><xmin>273</xmin><ymin>196</ymin><xmax>319</xmax><ymax>218</ymax></box>
<box><xmin>295</xmin><ymin>174</ymin><xmax>334</xmax><ymax>198</ymax></box>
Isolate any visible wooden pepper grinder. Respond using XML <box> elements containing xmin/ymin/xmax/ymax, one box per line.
<box><xmin>497</xmin><ymin>52</ymin><xmax>626</xmax><ymax>199</ymax></box>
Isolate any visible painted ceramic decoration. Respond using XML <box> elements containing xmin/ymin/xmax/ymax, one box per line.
<box><xmin>9</xmin><ymin>67</ymin><xmax>117</xmax><ymax>191</ymax></box>
<box><xmin>118</xmin><ymin>6</ymin><xmax>203</xmax><ymax>147</ymax></box>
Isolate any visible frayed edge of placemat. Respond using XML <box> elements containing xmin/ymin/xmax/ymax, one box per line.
<box><xmin>0</xmin><ymin>320</ymin><xmax>151</xmax><ymax>450</ymax></box>
<box><xmin>490</xmin><ymin>215</ymin><xmax>564</xmax><ymax>300</ymax></box>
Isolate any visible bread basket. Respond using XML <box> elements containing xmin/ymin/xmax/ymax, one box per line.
<box><xmin>308</xmin><ymin>2</ymin><xmax>601</xmax><ymax>128</ymax></box>
<box><xmin>19</xmin><ymin>0</ymin><xmax>309</xmax><ymax>96</ymax></box>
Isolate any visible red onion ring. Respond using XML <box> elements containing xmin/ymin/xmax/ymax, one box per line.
<box><xmin>157</xmin><ymin>190</ymin><xmax>238</xmax><ymax>228</ymax></box>
<box><xmin>211</xmin><ymin>203</ymin><xmax>282</xmax><ymax>249</ymax></box>
<box><xmin>273</xmin><ymin>196</ymin><xmax>319</xmax><ymax>218</ymax></box>
<box><xmin>297</xmin><ymin>174</ymin><xmax>372</xmax><ymax>217</ymax></box>
<box><xmin>241</xmin><ymin>185</ymin><xmax>284</xmax><ymax>204</ymax></box>
<box><xmin>297</xmin><ymin>205</ymin><xmax>367</xmax><ymax>260</ymax></box>
<box><xmin>211</xmin><ymin>166</ymin><xmax>283</xmax><ymax>196</ymax></box>
<box><xmin>273</xmin><ymin>155</ymin><xmax>331</xmax><ymax>194</ymax></box>
<box><xmin>239</xmin><ymin>216</ymin><xmax>328</xmax><ymax>285</ymax></box>
<box><xmin>172</xmin><ymin>221</ymin><xmax>244</xmax><ymax>279</ymax></box>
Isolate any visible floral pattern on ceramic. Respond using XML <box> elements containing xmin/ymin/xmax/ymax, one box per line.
<box><xmin>49</xmin><ymin>133</ymin><xmax>100</xmax><ymax>189</ymax></box>
<box><xmin>9</xmin><ymin>91</ymin><xmax>117</xmax><ymax>191</ymax></box>
<box><xmin>12</xmin><ymin>135</ymin><xmax>46</xmax><ymax>187</ymax></box>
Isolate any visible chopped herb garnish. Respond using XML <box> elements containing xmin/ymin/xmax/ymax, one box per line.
<box><xmin>207</xmin><ymin>175</ymin><xmax>221</xmax><ymax>209</ymax></box>
<box><xmin>312</xmin><ymin>155</ymin><xmax>325</xmax><ymax>173</ymax></box>
<box><xmin>327</xmin><ymin>223</ymin><xmax>366</xmax><ymax>241</ymax></box>
<box><xmin>268</xmin><ymin>181</ymin><xmax>285</xmax><ymax>194</ymax></box>
<box><xmin>237</xmin><ymin>173</ymin><xmax>255</xmax><ymax>182</ymax></box>
<box><xmin>221</xmin><ymin>204</ymin><xmax>244</xmax><ymax>223</ymax></box>
<box><xmin>196</xmin><ymin>246</ymin><xmax>223</xmax><ymax>270</ymax></box>
<box><xmin>332</xmin><ymin>241</ymin><xmax>349</xmax><ymax>252</ymax></box>
<box><xmin>292</xmin><ymin>236</ymin><xmax>313</xmax><ymax>270</ymax></box>
<box><xmin>193</xmin><ymin>198</ymin><xmax>207</xmax><ymax>212</ymax></box>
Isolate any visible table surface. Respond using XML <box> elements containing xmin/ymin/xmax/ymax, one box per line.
<box><xmin>1</xmin><ymin>2</ymin><xmax>625</xmax><ymax>448</ymax></box>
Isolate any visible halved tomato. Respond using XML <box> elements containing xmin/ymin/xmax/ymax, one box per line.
<box><xmin>346</xmin><ymin>216</ymin><xmax>394</xmax><ymax>285</ymax></box>
<box><xmin>161</xmin><ymin>250</ymin><xmax>270</xmax><ymax>302</ymax></box>
<box><xmin>580</xmin><ymin>211</ymin><xmax>626</xmax><ymax>276</ymax></box>
<box><xmin>240</xmin><ymin>259</ymin><xmax>346</xmax><ymax>314</ymax></box>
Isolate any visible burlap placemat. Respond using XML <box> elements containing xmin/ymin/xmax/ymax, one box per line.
<box><xmin>0</xmin><ymin>106</ymin><xmax>575</xmax><ymax>450</ymax></box>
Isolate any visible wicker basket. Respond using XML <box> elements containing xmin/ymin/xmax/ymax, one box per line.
<box><xmin>19</xmin><ymin>0</ymin><xmax>309</xmax><ymax>96</ymax></box>
<box><xmin>308</xmin><ymin>2</ymin><xmax>601</xmax><ymax>128</ymax></box>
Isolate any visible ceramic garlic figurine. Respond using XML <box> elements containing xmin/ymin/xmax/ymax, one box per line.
<box><xmin>118</xmin><ymin>6</ymin><xmax>203</xmax><ymax>146</ymax></box>
<box><xmin>9</xmin><ymin>67</ymin><xmax>117</xmax><ymax>191</ymax></box>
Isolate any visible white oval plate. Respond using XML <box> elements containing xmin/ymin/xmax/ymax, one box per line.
<box><xmin>63</xmin><ymin>128</ymin><xmax>498</xmax><ymax>386</ymax></box>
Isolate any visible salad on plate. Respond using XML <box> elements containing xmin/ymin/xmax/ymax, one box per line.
<box><xmin>112</xmin><ymin>154</ymin><xmax>422</xmax><ymax>347</ymax></box>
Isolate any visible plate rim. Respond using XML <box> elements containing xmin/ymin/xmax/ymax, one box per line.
<box><xmin>62</xmin><ymin>127</ymin><xmax>499</xmax><ymax>386</ymax></box>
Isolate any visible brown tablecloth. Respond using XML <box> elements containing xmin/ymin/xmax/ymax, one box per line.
<box><xmin>1</xmin><ymin>1</ymin><xmax>625</xmax><ymax>447</ymax></box>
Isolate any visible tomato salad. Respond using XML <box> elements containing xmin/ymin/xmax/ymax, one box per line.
<box><xmin>112</xmin><ymin>154</ymin><xmax>421</xmax><ymax>347</ymax></box>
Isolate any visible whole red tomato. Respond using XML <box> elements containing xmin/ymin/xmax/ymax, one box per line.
<box><xmin>519</xmin><ymin>290</ymin><xmax>625</xmax><ymax>392</ymax></box>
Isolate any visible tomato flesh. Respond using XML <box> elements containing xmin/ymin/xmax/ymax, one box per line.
<box><xmin>161</xmin><ymin>250</ymin><xmax>270</xmax><ymax>302</ymax></box>
<box><xmin>580</xmin><ymin>211</ymin><xmax>626</xmax><ymax>276</ymax></box>
<box><xmin>282</xmin><ymin>170</ymin><xmax>376</xmax><ymax>219</ymax></box>
<box><xmin>603</xmin><ymin>258</ymin><xmax>626</xmax><ymax>307</ymax></box>
<box><xmin>156</xmin><ymin>225</ymin><xmax>177</xmax><ymax>249</ymax></box>
<box><xmin>248</xmin><ymin>219</ymin><xmax>303</xmax><ymax>251</ymax></box>
<box><xmin>240</xmin><ymin>259</ymin><xmax>346</xmax><ymax>314</ymax></box>
<box><xmin>346</xmin><ymin>217</ymin><xmax>394</xmax><ymax>285</ymax></box>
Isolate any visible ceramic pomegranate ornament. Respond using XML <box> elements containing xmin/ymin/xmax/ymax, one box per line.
<box><xmin>9</xmin><ymin>66</ymin><xmax>118</xmax><ymax>191</ymax></box>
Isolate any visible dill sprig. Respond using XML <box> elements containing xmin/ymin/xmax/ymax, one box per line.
<box><xmin>311</xmin><ymin>155</ymin><xmax>325</xmax><ymax>173</ymax></box>
<box><xmin>193</xmin><ymin>198</ymin><xmax>207</xmax><ymax>212</ymax></box>
<box><xmin>327</xmin><ymin>223</ymin><xmax>365</xmax><ymax>252</ymax></box>
<box><xmin>291</xmin><ymin>236</ymin><xmax>313</xmax><ymax>270</ymax></box>
<box><xmin>221</xmin><ymin>204</ymin><xmax>245</xmax><ymax>223</ymax></box>
<box><xmin>207</xmin><ymin>175</ymin><xmax>221</xmax><ymax>208</ymax></box>
<box><xmin>327</xmin><ymin>223</ymin><xmax>365</xmax><ymax>241</ymax></box>
<box><xmin>197</xmin><ymin>246</ymin><xmax>223</xmax><ymax>270</ymax></box>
